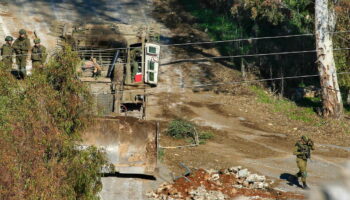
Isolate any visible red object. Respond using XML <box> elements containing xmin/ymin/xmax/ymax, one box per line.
<box><xmin>134</xmin><ymin>73</ymin><xmax>143</xmax><ymax>82</ymax></box>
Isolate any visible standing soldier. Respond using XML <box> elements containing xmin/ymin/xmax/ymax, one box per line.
<box><xmin>1</xmin><ymin>36</ymin><xmax>14</xmax><ymax>69</ymax></box>
<box><xmin>293</xmin><ymin>135</ymin><xmax>314</xmax><ymax>189</ymax></box>
<box><xmin>31</xmin><ymin>38</ymin><xmax>47</xmax><ymax>70</ymax></box>
<box><xmin>13</xmin><ymin>29</ymin><xmax>31</xmax><ymax>78</ymax></box>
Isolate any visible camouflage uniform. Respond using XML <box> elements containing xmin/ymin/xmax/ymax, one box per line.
<box><xmin>31</xmin><ymin>39</ymin><xmax>47</xmax><ymax>70</ymax></box>
<box><xmin>293</xmin><ymin>135</ymin><xmax>314</xmax><ymax>189</ymax></box>
<box><xmin>13</xmin><ymin>29</ymin><xmax>31</xmax><ymax>77</ymax></box>
<box><xmin>1</xmin><ymin>36</ymin><xmax>14</xmax><ymax>68</ymax></box>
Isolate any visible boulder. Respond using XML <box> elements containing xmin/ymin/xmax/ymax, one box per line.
<box><xmin>237</xmin><ymin>168</ymin><xmax>250</xmax><ymax>178</ymax></box>
<box><xmin>252</xmin><ymin>182</ymin><xmax>265</xmax><ymax>189</ymax></box>
<box><xmin>210</xmin><ymin>173</ymin><xmax>220</xmax><ymax>181</ymax></box>
<box><xmin>228</xmin><ymin>166</ymin><xmax>242</xmax><ymax>173</ymax></box>
<box><xmin>246</xmin><ymin>174</ymin><xmax>266</xmax><ymax>183</ymax></box>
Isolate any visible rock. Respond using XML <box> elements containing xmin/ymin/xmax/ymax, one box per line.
<box><xmin>268</xmin><ymin>123</ymin><xmax>273</xmax><ymax>126</ymax></box>
<box><xmin>233</xmin><ymin>184</ymin><xmax>243</xmax><ymax>189</ymax></box>
<box><xmin>208</xmin><ymin>190</ymin><xmax>226</xmax><ymax>200</ymax></box>
<box><xmin>230</xmin><ymin>188</ymin><xmax>237</xmax><ymax>195</ymax></box>
<box><xmin>168</xmin><ymin>187</ymin><xmax>178</xmax><ymax>195</ymax></box>
<box><xmin>238</xmin><ymin>117</ymin><xmax>246</xmax><ymax>121</ymax></box>
<box><xmin>206</xmin><ymin>169</ymin><xmax>217</xmax><ymax>174</ymax></box>
<box><xmin>219</xmin><ymin>169</ymin><xmax>228</xmax><ymax>174</ymax></box>
<box><xmin>236</xmin><ymin>178</ymin><xmax>244</xmax><ymax>184</ymax></box>
<box><xmin>252</xmin><ymin>182</ymin><xmax>265</xmax><ymax>189</ymax></box>
<box><xmin>246</xmin><ymin>174</ymin><xmax>266</xmax><ymax>183</ymax></box>
<box><xmin>237</xmin><ymin>168</ymin><xmax>250</xmax><ymax>178</ymax></box>
<box><xmin>210</xmin><ymin>173</ymin><xmax>220</xmax><ymax>181</ymax></box>
<box><xmin>229</xmin><ymin>166</ymin><xmax>242</xmax><ymax>173</ymax></box>
<box><xmin>243</xmin><ymin>180</ymin><xmax>250</xmax><ymax>187</ymax></box>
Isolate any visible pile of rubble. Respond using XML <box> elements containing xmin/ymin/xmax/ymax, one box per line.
<box><xmin>147</xmin><ymin>167</ymin><xmax>304</xmax><ymax>200</ymax></box>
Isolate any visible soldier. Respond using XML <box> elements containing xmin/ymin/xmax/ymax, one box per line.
<box><xmin>13</xmin><ymin>29</ymin><xmax>31</xmax><ymax>78</ymax></box>
<box><xmin>293</xmin><ymin>135</ymin><xmax>314</xmax><ymax>189</ymax></box>
<box><xmin>1</xmin><ymin>36</ymin><xmax>14</xmax><ymax>69</ymax></box>
<box><xmin>31</xmin><ymin>38</ymin><xmax>47</xmax><ymax>70</ymax></box>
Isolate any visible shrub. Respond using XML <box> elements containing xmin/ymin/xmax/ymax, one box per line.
<box><xmin>199</xmin><ymin>131</ymin><xmax>214</xmax><ymax>144</ymax></box>
<box><xmin>167</xmin><ymin>119</ymin><xmax>195</xmax><ymax>139</ymax></box>
<box><xmin>0</xmin><ymin>48</ymin><xmax>107</xmax><ymax>200</ymax></box>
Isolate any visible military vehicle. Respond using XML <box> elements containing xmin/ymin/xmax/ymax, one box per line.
<box><xmin>61</xmin><ymin>23</ymin><xmax>160</xmax><ymax>175</ymax></box>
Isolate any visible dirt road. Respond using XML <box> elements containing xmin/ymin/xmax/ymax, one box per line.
<box><xmin>154</xmin><ymin>92</ymin><xmax>350</xmax><ymax>195</ymax></box>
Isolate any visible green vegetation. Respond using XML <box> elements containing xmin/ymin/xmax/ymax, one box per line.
<box><xmin>0</xmin><ymin>47</ymin><xmax>107</xmax><ymax>199</ymax></box>
<box><xmin>180</xmin><ymin>0</ymin><xmax>317</xmax><ymax>90</ymax></box>
<box><xmin>167</xmin><ymin>119</ymin><xmax>196</xmax><ymax>139</ymax></box>
<box><xmin>158</xmin><ymin>148</ymin><xmax>165</xmax><ymax>161</ymax></box>
<box><xmin>251</xmin><ymin>86</ymin><xmax>315</xmax><ymax>123</ymax></box>
<box><xmin>179</xmin><ymin>0</ymin><xmax>350</xmax><ymax>117</ymax></box>
<box><xmin>167</xmin><ymin>119</ymin><xmax>214</xmax><ymax>144</ymax></box>
<box><xmin>198</xmin><ymin>131</ymin><xmax>214</xmax><ymax>144</ymax></box>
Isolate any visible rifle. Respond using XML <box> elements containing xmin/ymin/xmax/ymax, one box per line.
<box><xmin>297</xmin><ymin>142</ymin><xmax>312</xmax><ymax>160</ymax></box>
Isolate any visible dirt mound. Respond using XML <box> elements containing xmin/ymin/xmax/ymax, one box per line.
<box><xmin>147</xmin><ymin>167</ymin><xmax>304</xmax><ymax>200</ymax></box>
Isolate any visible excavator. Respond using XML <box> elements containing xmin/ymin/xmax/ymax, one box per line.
<box><xmin>61</xmin><ymin>23</ymin><xmax>160</xmax><ymax>175</ymax></box>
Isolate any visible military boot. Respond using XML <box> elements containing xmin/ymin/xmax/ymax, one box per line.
<box><xmin>302</xmin><ymin>181</ymin><xmax>310</xmax><ymax>190</ymax></box>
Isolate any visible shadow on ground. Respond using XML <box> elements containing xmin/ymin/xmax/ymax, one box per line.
<box><xmin>280</xmin><ymin>173</ymin><xmax>303</xmax><ymax>188</ymax></box>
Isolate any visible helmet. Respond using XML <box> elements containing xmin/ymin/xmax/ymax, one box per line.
<box><xmin>19</xmin><ymin>29</ymin><xmax>26</xmax><ymax>35</ymax></box>
<box><xmin>5</xmin><ymin>36</ymin><xmax>13</xmax><ymax>41</ymax></box>
<box><xmin>34</xmin><ymin>38</ymin><xmax>41</xmax><ymax>44</ymax></box>
<box><xmin>301</xmin><ymin>135</ymin><xmax>309</xmax><ymax>142</ymax></box>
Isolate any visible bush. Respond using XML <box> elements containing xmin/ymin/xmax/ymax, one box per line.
<box><xmin>167</xmin><ymin>119</ymin><xmax>196</xmax><ymax>139</ymax></box>
<box><xmin>199</xmin><ymin>131</ymin><xmax>214</xmax><ymax>140</ymax></box>
<box><xmin>0</xmin><ymin>49</ymin><xmax>107</xmax><ymax>200</ymax></box>
<box><xmin>199</xmin><ymin>131</ymin><xmax>214</xmax><ymax>144</ymax></box>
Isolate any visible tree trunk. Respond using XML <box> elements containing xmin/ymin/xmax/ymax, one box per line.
<box><xmin>347</xmin><ymin>89</ymin><xmax>350</xmax><ymax>105</ymax></box>
<box><xmin>241</xmin><ymin>58</ymin><xmax>246</xmax><ymax>80</ymax></box>
<box><xmin>315</xmin><ymin>0</ymin><xmax>343</xmax><ymax>118</ymax></box>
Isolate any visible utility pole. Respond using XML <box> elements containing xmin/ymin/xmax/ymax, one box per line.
<box><xmin>315</xmin><ymin>0</ymin><xmax>343</xmax><ymax>118</ymax></box>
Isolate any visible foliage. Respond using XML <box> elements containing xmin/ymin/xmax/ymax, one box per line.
<box><xmin>167</xmin><ymin>119</ymin><xmax>196</xmax><ymax>139</ymax></box>
<box><xmin>251</xmin><ymin>86</ymin><xmax>315</xmax><ymax>122</ymax></box>
<box><xmin>44</xmin><ymin>46</ymin><xmax>93</xmax><ymax>137</ymax></box>
<box><xmin>0</xmin><ymin>49</ymin><xmax>107</xmax><ymax>200</ymax></box>
<box><xmin>181</xmin><ymin>0</ymin><xmax>317</xmax><ymax>93</ymax></box>
<box><xmin>64</xmin><ymin>146</ymin><xmax>107</xmax><ymax>200</ymax></box>
<box><xmin>167</xmin><ymin>119</ymin><xmax>214</xmax><ymax>145</ymax></box>
<box><xmin>334</xmin><ymin>0</ymin><xmax>350</xmax><ymax>98</ymax></box>
<box><xmin>198</xmin><ymin>131</ymin><xmax>214</xmax><ymax>144</ymax></box>
<box><xmin>158</xmin><ymin>148</ymin><xmax>165</xmax><ymax>161</ymax></box>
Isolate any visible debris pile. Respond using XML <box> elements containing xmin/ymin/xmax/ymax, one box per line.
<box><xmin>147</xmin><ymin>167</ymin><xmax>304</xmax><ymax>200</ymax></box>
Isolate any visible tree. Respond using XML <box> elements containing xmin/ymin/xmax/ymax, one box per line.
<box><xmin>315</xmin><ymin>0</ymin><xmax>343</xmax><ymax>118</ymax></box>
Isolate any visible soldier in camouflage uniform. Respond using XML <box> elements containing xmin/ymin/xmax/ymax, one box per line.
<box><xmin>31</xmin><ymin>38</ymin><xmax>47</xmax><ymax>70</ymax></box>
<box><xmin>1</xmin><ymin>36</ymin><xmax>14</xmax><ymax>69</ymax></box>
<box><xmin>13</xmin><ymin>29</ymin><xmax>31</xmax><ymax>78</ymax></box>
<box><xmin>293</xmin><ymin>135</ymin><xmax>314</xmax><ymax>189</ymax></box>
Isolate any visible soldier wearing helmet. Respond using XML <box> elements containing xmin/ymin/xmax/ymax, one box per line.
<box><xmin>293</xmin><ymin>135</ymin><xmax>314</xmax><ymax>189</ymax></box>
<box><xmin>13</xmin><ymin>29</ymin><xmax>31</xmax><ymax>78</ymax></box>
<box><xmin>31</xmin><ymin>38</ymin><xmax>47</xmax><ymax>70</ymax></box>
<box><xmin>1</xmin><ymin>36</ymin><xmax>15</xmax><ymax>68</ymax></box>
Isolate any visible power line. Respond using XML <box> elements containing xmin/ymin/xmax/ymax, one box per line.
<box><xmin>72</xmin><ymin>30</ymin><xmax>350</xmax><ymax>50</ymax></box>
<box><xmin>117</xmin><ymin>71</ymin><xmax>350</xmax><ymax>94</ymax></box>
<box><xmin>161</xmin><ymin>47</ymin><xmax>350</xmax><ymax>65</ymax></box>
<box><xmin>35</xmin><ymin>30</ymin><xmax>350</xmax><ymax>53</ymax></box>
<box><xmin>160</xmin><ymin>31</ymin><xmax>350</xmax><ymax>47</ymax></box>
<box><xmin>1</xmin><ymin>30</ymin><xmax>348</xmax><ymax>58</ymax></box>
